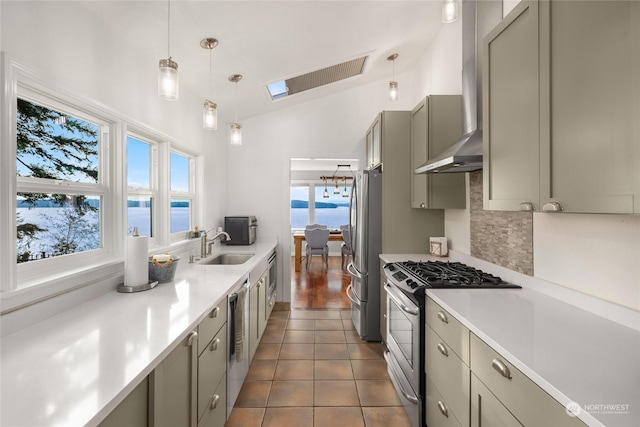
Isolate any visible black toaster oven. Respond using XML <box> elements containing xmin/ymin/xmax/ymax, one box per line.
<box><xmin>223</xmin><ymin>216</ymin><xmax>257</xmax><ymax>245</ymax></box>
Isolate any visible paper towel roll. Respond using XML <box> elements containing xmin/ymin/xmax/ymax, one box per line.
<box><xmin>125</xmin><ymin>235</ymin><xmax>149</xmax><ymax>287</ymax></box>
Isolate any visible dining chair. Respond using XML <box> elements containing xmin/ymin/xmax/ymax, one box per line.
<box><xmin>305</xmin><ymin>227</ymin><xmax>330</xmax><ymax>270</ymax></box>
<box><xmin>341</xmin><ymin>227</ymin><xmax>352</xmax><ymax>270</ymax></box>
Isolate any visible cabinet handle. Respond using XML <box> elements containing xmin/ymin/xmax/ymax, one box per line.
<box><xmin>437</xmin><ymin>343</ymin><xmax>448</xmax><ymax>357</ymax></box>
<box><xmin>437</xmin><ymin>311</ymin><xmax>448</xmax><ymax>324</ymax></box>
<box><xmin>210</xmin><ymin>307</ymin><xmax>220</xmax><ymax>318</ymax></box>
<box><xmin>542</xmin><ymin>201</ymin><xmax>563</xmax><ymax>212</ymax></box>
<box><xmin>518</xmin><ymin>202</ymin><xmax>535</xmax><ymax>211</ymax></box>
<box><xmin>210</xmin><ymin>394</ymin><xmax>220</xmax><ymax>410</ymax></box>
<box><xmin>437</xmin><ymin>400</ymin><xmax>449</xmax><ymax>417</ymax></box>
<box><xmin>210</xmin><ymin>338</ymin><xmax>220</xmax><ymax>352</ymax></box>
<box><xmin>420</xmin><ymin>203</ymin><xmax>426</xmax><ymax>208</ymax></box>
<box><xmin>186</xmin><ymin>330</ymin><xmax>198</xmax><ymax>347</ymax></box>
<box><xmin>492</xmin><ymin>358</ymin><xmax>512</xmax><ymax>380</ymax></box>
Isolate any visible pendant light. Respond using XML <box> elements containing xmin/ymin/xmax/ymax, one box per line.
<box><xmin>387</xmin><ymin>54</ymin><xmax>398</xmax><ymax>101</ymax></box>
<box><xmin>442</xmin><ymin>0</ymin><xmax>460</xmax><ymax>23</ymax></box>
<box><xmin>201</xmin><ymin>37</ymin><xmax>219</xmax><ymax>130</ymax></box>
<box><xmin>342</xmin><ymin>177</ymin><xmax>349</xmax><ymax>198</ymax></box>
<box><xmin>158</xmin><ymin>0</ymin><xmax>179</xmax><ymax>100</ymax></box>
<box><xmin>333</xmin><ymin>178</ymin><xmax>340</xmax><ymax>195</ymax></box>
<box><xmin>228</xmin><ymin>74</ymin><xmax>243</xmax><ymax>146</ymax></box>
<box><xmin>323</xmin><ymin>177</ymin><xmax>329</xmax><ymax>198</ymax></box>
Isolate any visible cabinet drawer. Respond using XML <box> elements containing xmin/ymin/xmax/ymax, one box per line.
<box><xmin>470</xmin><ymin>373</ymin><xmax>521</xmax><ymax>427</ymax></box>
<box><xmin>425</xmin><ymin>324</ymin><xmax>470</xmax><ymax>427</ymax></box>
<box><xmin>425</xmin><ymin>375</ymin><xmax>464</xmax><ymax>427</ymax></box>
<box><xmin>198</xmin><ymin>326</ymin><xmax>227</xmax><ymax>421</ymax></box>
<box><xmin>426</xmin><ymin>298</ymin><xmax>469</xmax><ymax>364</ymax></box>
<box><xmin>198</xmin><ymin>374</ymin><xmax>226</xmax><ymax>427</ymax></box>
<box><xmin>470</xmin><ymin>333</ymin><xmax>586</xmax><ymax>427</ymax></box>
<box><xmin>198</xmin><ymin>302</ymin><xmax>227</xmax><ymax>355</ymax></box>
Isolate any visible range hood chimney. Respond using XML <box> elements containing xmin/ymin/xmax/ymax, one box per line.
<box><xmin>415</xmin><ymin>0</ymin><xmax>502</xmax><ymax>174</ymax></box>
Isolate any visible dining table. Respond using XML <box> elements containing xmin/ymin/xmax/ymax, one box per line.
<box><xmin>293</xmin><ymin>230</ymin><xmax>345</xmax><ymax>272</ymax></box>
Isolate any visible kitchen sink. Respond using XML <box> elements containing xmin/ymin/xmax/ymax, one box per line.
<box><xmin>200</xmin><ymin>253</ymin><xmax>254</xmax><ymax>265</ymax></box>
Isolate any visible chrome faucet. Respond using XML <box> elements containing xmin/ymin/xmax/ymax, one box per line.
<box><xmin>200</xmin><ymin>229</ymin><xmax>231</xmax><ymax>257</ymax></box>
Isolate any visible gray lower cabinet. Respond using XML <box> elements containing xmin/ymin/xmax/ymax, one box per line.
<box><xmin>198</xmin><ymin>374</ymin><xmax>227</xmax><ymax>427</ymax></box>
<box><xmin>484</xmin><ymin>0</ymin><xmax>640</xmax><ymax>214</ymax></box>
<box><xmin>98</xmin><ymin>377</ymin><xmax>148</xmax><ymax>427</ymax></box>
<box><xmin>411</xmin><ymin>95</ymin><xmax>465</xmax><ymax>209</ymax></box>
<box><xmin>198</xmin><ymin>323</ymin><xmax>227</xmax><ymax>425</ymax></box>
<box><xmin>249</xmin><ymin>270</ymin><xmax>268</xmax><ymax>362</ymax></box>
<box><xmin>150</xmin><ymin>331</ymin><xmax>198</xmax><ymax>427</ymax></box>
<box><xmin>470</xmin><ymin>333</ymin><xmax>586</xmax><ymax>427</ymax></box>
<box><xmin>425</xmin><ymin>298</ymin><xmax>470</xmax><ymax>427</ymax></box>
<box><xmin>470</xmin><ymin>373</ymin><xmax>521</xmax><ymax>427</ymax></box>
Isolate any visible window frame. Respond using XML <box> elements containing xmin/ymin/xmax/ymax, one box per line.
<box><xmin>0</xmin><ymin>55</ymin><xmax>202</xmax><ymax>311</ymax></box>
<box><xmin>168</xmin><ymin>148</ymin><xmax>197</xmax><ymax>243</ymax></box>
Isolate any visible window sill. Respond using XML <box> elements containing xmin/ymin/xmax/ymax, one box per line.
<box><xmin>1</xmin><ymin>260</ymin><xmax>123</xmax><ymax>315</ymax></box>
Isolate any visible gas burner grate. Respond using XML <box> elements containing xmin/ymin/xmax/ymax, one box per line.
<box><xmin>397</xmin><ymin>261</ymin><xmax>520</xmax><ymax>289</ymax></box>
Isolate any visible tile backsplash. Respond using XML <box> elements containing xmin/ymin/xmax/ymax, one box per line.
<box><xmin>469</xmin><ymin>171</ymin><xmax>533</xmax><ymax>275</ymax></box>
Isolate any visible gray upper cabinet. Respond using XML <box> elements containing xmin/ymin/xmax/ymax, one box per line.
<box><xmin>484</xmin><ymin>0</ymin><xmax>640</xmax><ymax>214</ymax></box>
<box><xmin>411</xmin><ymin>95</ymin><xmax>465</xmax><ymax>209</ymax></box>
<box><xmin>483</xmin><ymin>0</ymin><xmax>540</xmax><ymax>212</ymax></box>
<box><xmin>540</xmin><ymin>0</ymin><xmax>639</xmax><ymax>214</ymax></box>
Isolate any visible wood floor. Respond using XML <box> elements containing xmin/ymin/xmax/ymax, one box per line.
<box><xmin>291</xmin><ymin>256</ymin><xmax>351</xmax><ymax>310</ymax></box>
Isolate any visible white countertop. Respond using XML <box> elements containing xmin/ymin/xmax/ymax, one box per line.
<box><xmin>0</xmin><ymin>240</ymin><xmax>277</xmax><ymax>427</ymax></box>
<box><xmin>381</xmin><ymin>253</ymin><xmax>640</xmax><ymax>427</ymax></box>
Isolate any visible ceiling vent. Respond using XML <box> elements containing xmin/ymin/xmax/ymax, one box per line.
<box><xmin>267</xmin><ymin>56</ymin><xmax>368</xmax><ymax>100</ymax></box>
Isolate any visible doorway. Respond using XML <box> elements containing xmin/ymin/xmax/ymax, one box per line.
<box><xmin>289</xmin><ymin>158</ymin><xmax>359</xmax><ymax>310</ymax></box>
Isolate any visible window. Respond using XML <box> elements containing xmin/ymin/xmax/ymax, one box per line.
<box><xmin>127</xmin><ymin>135</ymin><xmax>155</xmax><ymax>237</ymax></box>
<box><xmin>16</xmin><ymin>97</ymin><xmax>105</xmax><ymax>264</ymax></box>
<box><xmin>290</xmin><ymin>182</ymin><xmax>351</xmax><ymax>229</ymax></box>
<box><xmin>170</xmin><ymin>151</ymin><xmax>193</xmax><ymax>235</ymax></box>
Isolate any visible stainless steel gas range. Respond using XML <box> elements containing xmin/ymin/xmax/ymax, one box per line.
<box><xmin>382</xmin><ymin>260</ymin><xmax>521</xmax><ymax>427</ymax></box>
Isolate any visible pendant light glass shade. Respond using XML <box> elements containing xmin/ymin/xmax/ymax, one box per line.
<box><xmin>203</xmin><ymin>100</ymin><xmax>218</xmax><ymax>130</ymax></box>
<box><xmin>442</xmin><ymin>0</ymin><xmax>460</xmax><ymax>23</ymax></box>
<box><xmin>158</xmin><ymin>0</ymin><xmax>178</xmax><ymax>100</ymax></box>
<box><xmin>389</xmin><ymin>81</ymin><xmax>398</xmax><ymax>101</ymax></box>
<box><xmin>158</xmin><ymin>58</ymin><xmax>179</xmax><ymax>100</ymax></box>
<box><xmin>387</xmin><ymin>54</ymin><xmax>398</xmax><ymax>101</ymax></box>
<box><xmin>342</xmin><ymin>178</ymin><xmax>349</xmax><ymax>197</ymax></box>
<box><xmin>229</xmin><ymin>74</ymin><xmax>243</xmax><ymax>146</ymax></box>
<box><xmin>333</xmin><ymin>180</ymin><xmax>340</xmax><ymax>194</ymax></box>
<box><xmin>229</xmin><ymin>123</ymin><xmax>242</xmax><ymax>146</ymax></box>
<box><xmin>323</xmin><ymin>178</ymin><xmax>329</xmax><ymax>198</ymax></box>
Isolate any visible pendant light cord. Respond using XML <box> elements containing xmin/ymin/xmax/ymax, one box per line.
<box><xmin>235</xmin><ymin>82</ymin><xmax>238</xmax><ymax>123</ymax></box>
<box><xmin>167</xmin><ymin>0</ymin><xmax>171</xmax><ymax>57</ymax></box>
<box><xmin>209</xmin><ymin>49</ymin><xmax>212</xmax><ymax>98</ymax></box>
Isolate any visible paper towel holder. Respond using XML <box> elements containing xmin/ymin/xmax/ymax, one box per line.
<box><xmin>117</xmin><ymin>280</ymin><xmax>158</xmax><ymax>293</ymax></box>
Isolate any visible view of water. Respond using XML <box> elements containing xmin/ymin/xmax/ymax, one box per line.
<box><xmin>16</xmin><ymin>207</ymin><xmax>190</xmax><ymax>258</ymax></box>
<box><xmin>291</xmin><ymin>206</ymin><xmax>350</xmax><ymax>229</ymax></box>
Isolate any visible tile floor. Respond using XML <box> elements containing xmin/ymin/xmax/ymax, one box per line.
<box><xmin>225</xmin><ymin>309</ymin><xmax>412</xmax><ymax>427</ymax></box>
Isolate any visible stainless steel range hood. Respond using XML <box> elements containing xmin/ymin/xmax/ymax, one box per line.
<box><xmin>415</xmin><ymin>0</ymin><xmax>502</xmax><ymax>174</ymax></box>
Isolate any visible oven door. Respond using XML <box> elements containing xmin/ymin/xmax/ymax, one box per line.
<box><xmin>384</xmin><ymin>282</ymin><xmax>420</xmax><ymax>394</ymax></box>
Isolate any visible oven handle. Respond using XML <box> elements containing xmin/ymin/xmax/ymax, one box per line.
<box><xmin>383</xmin><ymin>350</ymin><xmax>419</xmax><ymax>404</ymax></box>
<box><xmin>384</xmin><ymin>284</ymin><xmax>419</xmax><ymax>316</ymax></box>
<box><xmin>345</xmin><ymin>284</ymin><xmax>360</xmax><ymax>307</ymax></box>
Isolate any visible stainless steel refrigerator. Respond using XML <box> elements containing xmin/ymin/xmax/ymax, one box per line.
<box><xmin>346</xmin><ymin>169</ymin><xmax>382</xmax><ymax>341</ymax></box>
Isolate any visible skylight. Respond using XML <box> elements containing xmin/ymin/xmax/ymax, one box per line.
<box><xmin>267</xmin><ymin>80</ymin><xmax>289</xmax><ymax>100</ymax></box>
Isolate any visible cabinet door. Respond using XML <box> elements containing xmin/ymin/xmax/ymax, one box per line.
<box><xmin>540</xmin><ymin>0</ymin><xmax>640</xmax><ymax>213</ymax></box>
<box><xmin>198</xmin><ymin>374</ymin><xmax>226</xmax><ymax>427</ymax></box>
<box><xmin>99</xmin><ymin>377</ymin><xmax>148</xmax><ymax>427</ymax></box>
<box><xmin>249</xmin><ymin>283</ymin><xmax>259</xmax><ymax>362</ymax></box>
<box><xmin>379</xmin><ymin>264</ymin><xmax>387</xmax><ymax>343</ymax></box>
<box><xmin>411</xmin><ymin>98</ymin><xmax>429</xmax><ymax>208</ymax></box>
<box><xmin>483</xmin><ymin>0</ymin><xmax>540</xmax><ymax>212</ymax></box>
<box><xmin>428</xmin><ymin>96</ymin><xmax>465</xmax><ymax>209</ymax></box>
<box><xmin>471</xmin><ymin>374</ymin><xmax>522</xmax><ymax>427</ymax></box>
<box><xmin>150</xmin><ymin>331</ymin><xmax>198</xmax><ymax>427</ymax></box>
<box><xmin>258</xmin><ymin>273</ymin><xmax>267</xmax><ymax>337</ymax></box>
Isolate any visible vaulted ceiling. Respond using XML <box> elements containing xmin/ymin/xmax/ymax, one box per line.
<box><xmin>79</xmin><ymin>1</ymin><xmax>446</xmax><ymax>124</ymax></box>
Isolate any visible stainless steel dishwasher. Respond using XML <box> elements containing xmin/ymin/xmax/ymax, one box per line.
<box><xmin>226</xmin><ymin>277</ymin><xmax>249</xmax><ymax>418</ymax></box>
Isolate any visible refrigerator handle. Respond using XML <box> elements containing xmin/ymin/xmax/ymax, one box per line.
<box><xmin>347</xmin><ymin>262</ymin><xmax>364</xmax><ymax>280</ymax></box>
<box><xmin>349</xmin><ymin>174</ymin><xmax>357</xmax><ymax>258</ymax></box>
<box><xmin>345</xmin><ymin>284</ymin><xmax>361</xmax><ymax>307</ymax></box>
